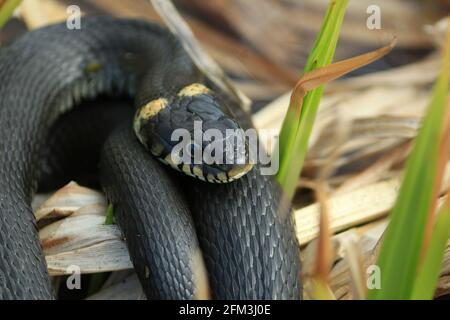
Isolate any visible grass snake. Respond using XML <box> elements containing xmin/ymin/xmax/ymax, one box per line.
<box><xmin>0</xmin><ymin>16</ymin><xmax>301</xmax><ymax>299</ymax></box>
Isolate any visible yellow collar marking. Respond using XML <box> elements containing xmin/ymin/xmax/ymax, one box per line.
<box><xmin>178</xmin><ymin>83</ymin><xmax>210</xmax><ymax>97</ymax></box>
<box><xmin>138</xmin><ymin>98</ymin><xmax>168</xmax><ymax>121</ymax></box>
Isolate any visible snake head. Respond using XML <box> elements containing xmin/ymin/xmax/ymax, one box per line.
<box><xmin>134</xmin><ymin>83</ymin><xmax>254</xmax><ymax>183</ymax></box>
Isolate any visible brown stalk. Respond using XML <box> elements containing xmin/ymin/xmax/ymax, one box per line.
<box><xmin>313</xmin><ymin>110</ymin><xmax>350</xmax><ymax>286</ymax></box>
<box><xmin>289</xmin><ymin>38</ymin><xmax>397</xmax><ymax>119</ymax></box>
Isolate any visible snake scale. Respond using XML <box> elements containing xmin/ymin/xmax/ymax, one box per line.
<box><xmin>0</xmin><ymin>16</ymin><xmax>301</xmax><ymax>299</ymax></box>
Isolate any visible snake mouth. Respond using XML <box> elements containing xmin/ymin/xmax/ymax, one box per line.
<box><xmin>193</xmin><ymin>162</ymin><xmax>254</xmax><ymax>183</ymax></box>
<box><xmin>158</xmin><ymin>152</ymin><xmax>254</xmax><ymax>183</ymax></box>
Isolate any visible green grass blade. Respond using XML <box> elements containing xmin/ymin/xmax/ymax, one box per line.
<box><xmin>0</xmin><ymin>0</ymin><xmax>21</xmax><ymax>30</ymax></box>
<box><xmin>276</xmin><ymin>0</ymin><xmax>349</xmax><ymax>199</ymax></box>
<box><xmin>104</xmin><ymin>204</ymin><xmax>115</xmax><ymax>225</ymax></box>
<box><xmin>411</xmin><ymin>204</ymin><xmax>450</xmax><ymax>300</ymax></box>
<box><xmin>368</xmin><ymin>29</ymin><xmax>450</xmax><ymax>300</ymax></box>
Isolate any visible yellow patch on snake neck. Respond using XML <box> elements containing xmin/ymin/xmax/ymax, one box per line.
<box><xmin>178</xmin><ymin>83</ymin><xmax>210</xmax><ymax>97</ymax></box>
<box><xmin>138</xmin><ymin>98</ymin><xmax>168</xmax><ymax>121</ymax></box>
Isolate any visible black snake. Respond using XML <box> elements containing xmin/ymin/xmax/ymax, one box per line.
<box><xmin>0</xmin><ymin>16</ymin><xmax>301</xmax><ymax>299</ymax></box>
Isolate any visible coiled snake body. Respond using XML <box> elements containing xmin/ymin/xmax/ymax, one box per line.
<box><xmin>0</xmin><ymin>16</ymin><xmax>301</xmax><ymax>299</ymax></box>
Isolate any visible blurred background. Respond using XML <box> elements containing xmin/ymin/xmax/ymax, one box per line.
<box><xmin>0</xmin><ymin>0</ymin><xmax>447</xmax><ymax>111</ymax></box>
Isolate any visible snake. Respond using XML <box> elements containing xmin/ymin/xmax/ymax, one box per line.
<box><xmin>0</xmin><ymin>16</ymin><xmax>301</xmax><ymax>299</ymax></box>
